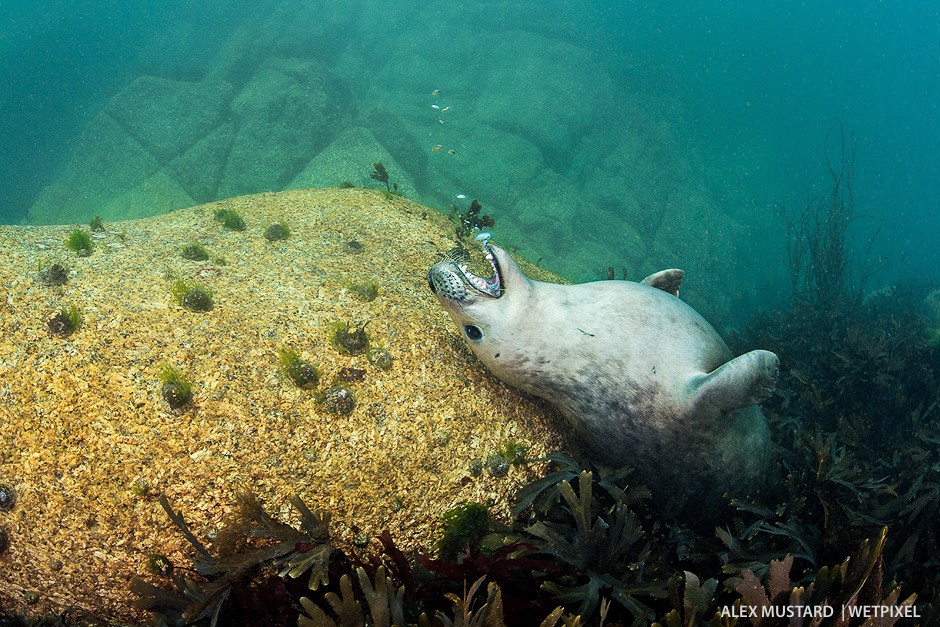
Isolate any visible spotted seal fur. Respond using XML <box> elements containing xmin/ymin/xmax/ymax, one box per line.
<box><xmin>428</xmin><ymin>244</ymin><xmax>778</xmax><ymax>512</ymax></box>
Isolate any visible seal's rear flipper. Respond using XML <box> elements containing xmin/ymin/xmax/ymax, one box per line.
<box><xmin>691</xmin><ymin>350</ymin><xmax>779</xmax><ymax>413</ymax></box>
<box><xmin>641</xmin><ymin>269</ymin><xmax>684</xmax><ymax>297</ymax></box>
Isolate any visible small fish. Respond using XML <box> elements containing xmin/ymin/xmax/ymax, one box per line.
<box><xmin>441</xmin><ymin>106</ymin><xmax>450</xmax><ymax>113</ymax></box>
<box><xmin>456</xmin><ymin>194</ymin><xmax>467</xmax><ymax>199</ymax></box>
<box><xmin>431</xmin><ymin>145</ymin><xmax>444</xmax><ymax>152</ymax></box>
<box><xmin>475</xmin><ymin>232</ymin><xmax>492</xmax><ymax>243</ymax></box>
<box><xmin>431</xmin><ymin>89</ymin><xmax>442</xmax><ymax>96</ymax></box>
<box><xmin>431</xmin><ymin>104</ymin><xmax>441</xmax><ymax>110</ymax></box>
<box><xmin>447</xmin><ymin>149</ymin><xmax>456</xmax><ymax>155</ymax></box>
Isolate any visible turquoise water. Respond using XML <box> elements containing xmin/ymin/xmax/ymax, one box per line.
<box><xmin>2</xmin><ymin>0</ymin><xmax>937</xmax><ymax>317</ymax></box>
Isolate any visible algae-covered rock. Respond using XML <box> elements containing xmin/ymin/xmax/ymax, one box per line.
<box><xmin>290</xmin><ymin>126</ymin><xmax>418</xmax><ymax>197</ymax></box>
<box><xmin>473</xmin><ymin>31</ymin><xmax>615</xmax><ymax>163</ymax></box>
<box><xmin>104</xmin><ymin>75</ymin><xmax>234</xmax><ymax>162</ymax></box>
<box><xmin>0</xmin><ymin>188</ymin><xmax>563</xmax><ymax>621</ymax></box>
<box><xmin>361</xmin><ymin>107</ymin><xmax>430</xmax><ymax>189</ymax></box>
<box><xmin>99</xmin><ymin>170</ymin><xmax>196</xmax><ymax>221</ymax></box>
<box><xmin>166</xmin><ymin>121</ymin><xmax>236</xmax><ymax>204</ymax></box>
<box><xmin>26</xmin><ymin>114</ymin><xmax>161</xmax><ymax>224</ymax></box>
<box><xmin>217</xmin><ymin>58</ymin><xmax>353</xmax><ymax>198</ymax></box>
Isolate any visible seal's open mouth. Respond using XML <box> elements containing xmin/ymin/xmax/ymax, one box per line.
<box><xmin>428</xmin><ymin>244</ymin><xmax>503</xmax><ymax>300</ymax></box>
<box><xmin>459</xmin><ymin>245</ymin><xmax>503</xmax><ymax>297</ymax></box>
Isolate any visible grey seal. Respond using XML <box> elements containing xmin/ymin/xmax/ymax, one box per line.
<box><xmin>428</xmin><ymin>244</ymin><xmax>778</xmax><ymax>512</ymax></box>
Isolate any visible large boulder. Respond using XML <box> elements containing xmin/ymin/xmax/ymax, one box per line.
<box><xmin>472</xmin><ymin>31</ymin><xmax>615</xmax><ymax>166</ymax></box>
<box><xmin>0</xmin><ymin>189</ymin><xmax>563</xmax><ymax>620</ymax></box>
<box><xmin>104</xmin><ymin>75</ymin><xmax>233</xmax><ymax>163</ymax></box>
<box><xmin>217</xmin><ymin>58</ymin><xmax>353</xmax><ymax>198</ymax></box>
<box><xmin>289</xmin><ymin>126</ymin><xmax>418</xmax><ymax>197</ymax></box>
<box><xmin>26</xmin><ymin>114</ymin><xmax>162</xmax><ymax>224</ymax></box>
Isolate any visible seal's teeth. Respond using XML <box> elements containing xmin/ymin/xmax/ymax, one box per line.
<box><xmin>459</xmin><ymin>264</ymin><xmax>469</xmax><ymax>272</ymax></box>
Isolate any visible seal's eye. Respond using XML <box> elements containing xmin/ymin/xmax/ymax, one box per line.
<box><xmin>464</xmin><ymin>325</ymin><xmax>483</xmax><ymax>342</ymax></box>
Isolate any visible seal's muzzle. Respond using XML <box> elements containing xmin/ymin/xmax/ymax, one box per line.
<box><xmin>428</xmin><ymin>245</ymin><xmax>503</xmax><ymax>301</ymax></box>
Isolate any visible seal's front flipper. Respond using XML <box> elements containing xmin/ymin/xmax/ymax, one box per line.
<box><xmin>641</xmin><ymin>269</ymin><xmax>684</xmax><ymax>297</ymax></box>
<box><xmin>691</xmin><ymin>350</ymin><xmax>779</xmax><ymax>413</ymax></box>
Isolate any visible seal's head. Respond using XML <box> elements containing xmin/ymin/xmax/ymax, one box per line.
<box><xmin>427</xmin><ymin>244</ymin><xmax>531</xmax><ymax>350</ymax></box>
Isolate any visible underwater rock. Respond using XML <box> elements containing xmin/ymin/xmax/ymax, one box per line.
<box><xmin>0</xmin><ymin>189</ymin><xmax>563</xmax><ymax>619</ymax></box>
<box><xmin>181</xmin><ymin>243</ymin><xmax>210</xmax><ymax>261</ymax></box>
<box><xmin>26</xmin><ymin>114</ymin><xmax>162</xmax><ymax>223</ymax></box>
<box><xmin>167</xmin><ymin>121</ymin><xmax>236</xmax><ymax>203</ymax></box>
<box><xmin>331</xmin><ymin>322</ymin><xmax>369</xmax><ymax>356</ymax></box>
<box><xmin>217</xmin><ymin>58</ymin><xmax>352</xmax><ymax>199</ymax></box>
<box><xmin>367</xmin><ymin>348</ymin><xmax>393</xmax><ymax>370</ymax></box>
<box><xmin>47</xmin><ymin>305</ymin><xmax>82</xmax><ymax>338</ymax></box>
<box><xmin>429</xmin><ymin>124</ymin><xmax>544</xmax><ymax>207</ymax></box>
<box><xmin>473</xmin><ymin>31</ymin><xmax>614</xmax><ymax>162</ymax></box>
<box><xmin>289</xmin><ymin>126</ymin><xmax>418</xmax><ymax>196</ymax></box>
<box><xmin>104</xmin><ymin>75</ymin><xmax>234</xmax><ymax>163</ymax></box>
<box><xmin>263</xmin><ymin>222</ymin><xmax>291</xmax><ymax>242</ymax></box>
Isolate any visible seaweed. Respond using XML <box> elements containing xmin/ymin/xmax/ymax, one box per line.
<box><xmin>370</xmin><ymin>162</ymin><xmax>399</xmax><ymax>195</ymax></box>
<box><xmin>523</xmin><ymin>470</ymin><xmax>666</xmax><ymax>621</ymax></box>
<box><xmin>437</xmin><ymin>503</ymin><xmax>490</xmax><ymax>561</ymax></box>
<box><xmin>170</xmin><ymin>279</ymin><xmax>214</xmax><ymax>312</ymax></box>
<box><xmin>131</xmin><ymin>491</ymin><xmax>334</xmax><ymax>626</ymax></box>
<box><xmin>299</xmin><ymin>566</ymin><xmax>405</xmax><ymax>627</ymax></box>
<box><xmin>64</xmin><ymin>228</ymin><xmax>93</xmax><ymax>256</ymax></box>
<box><xmin>89</xmin><ymin>215</ymin><xmax>105</xmax><ymax>232</ymax></box>
<box><xmin>453</xmin><ymin>200</ymin><xmax>495</xmax><ymax>239</ymax></box>
<box><xmin>725</xmin><ymin>529</ymin><xmax>916</xmax><ymax>626</ymax></box>
<box><xmin>181</xmin><ymin>242</ymin><xmax>210</xmax><ymax>261</ymax></box>
<box><xmin>276</xmin><ymin>347</ymin><xmax>319</xmax><ymax>390</ymax></box>
<box><xmin>213</xmin><ymin>208</ymin><xmax>246</xmax><ymax>231</ymax></box>
<box><xmin>46</xmin><ymin>304</ymin><xmax>82</xmax><ymax>338</ymax></box>
<box><xmin>159</xmin><ymin>363</ymin><xmax>193</xmax><ymax>410</ymax></box>
<box><xmin>263</xmin><ymin>222</ymin><xmax>290</xmax><ymax>241</ymax></box>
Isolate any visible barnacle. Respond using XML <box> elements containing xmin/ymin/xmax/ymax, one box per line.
<box><xmin>38</xmin><ymin>261</ymin><xmax>69</xmax><ymax>286</ymax></box>
<box><xmin>159</xmin><ymin>363</ymin><xmax>193</xmax><ymax>410</ymax></box>
<box><xmin>366</xmin><ymin>348</ymin><xmax>393</xmax><ymax>370</ymax></box>
<box><xmin>0</xmin><ymin>483</ymin><xmax>16</xmax><ymax>512</ymax></box>
<box><xmin>277</xmin><ymin>348</ymin><xmax>319</xmax><ymax>390</ymax></box>
<box><xmin>347</xmin><ymin>281</ymin><xmax>379</xmax><ymax>302</ymax></box>
<box><xmin>263</xmin><ymin>222</ymin><xmax>291</xmax><ymax>241</ymax></box>
<box><xmin>47</xmin><ymin>304</ymin><xmax>82</xmax><ymax>338</ymax></box>
<box><xmin>319</xmin><ymin>386</ymin><xmax>355</xmax><ymax>416</ymax></box>
<box><xmin>181</xmin><ymin>242</ymin><xmax>209</xmax><ymax>261</ymax></box>
<box><xmin>330</xmin><ymin>322</ymin><xmax>369</xmax><ymax>356</ymax></box>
